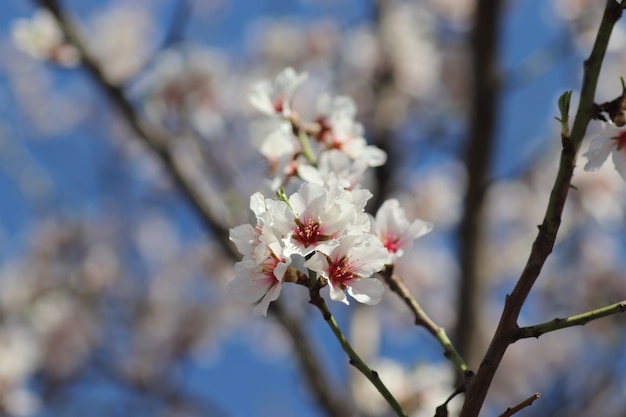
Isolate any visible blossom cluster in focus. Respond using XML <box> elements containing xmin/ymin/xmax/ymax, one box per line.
<box><xmin>228</xmin><ymin>68</ymin><xmax>432</xmax><ymax>316</ymax></box>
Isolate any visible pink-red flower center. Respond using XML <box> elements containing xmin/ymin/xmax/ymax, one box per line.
<box><xmin>273</xmin><ymin>97</ymin><xmax>285</xmax><ymax>113</ymax></box>
<box><xmin>380</xmin><ymin>233</ymin><xmax>401</xmax><ymax>254</ymax></box>
<box><xmin>328</xmin><ymin>256</ymin><xmax>357</xmax><ymax>288</ymax></box>
<box><xmin>257</xmin><ymin>255</ymin><xmax>281</xmax><ymax>285</ymax></box>
<box><xmin>614</xmin><ymin>130</ymin><xmax>626</xmax><ymax>151</ymax></box>
<box><xmin>294</xmin><ymin>217</ymin><xmax>323</xmax><ymax>247</ymax></box>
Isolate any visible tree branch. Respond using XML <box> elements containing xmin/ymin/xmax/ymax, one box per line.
<box><xmin>307</xmin><ymin>277</ymin><xmax>408</xmax><ymax>417</ymax></box>
<box><xmin>516</xmin><ymin>301</ymin><xmax>626</xmax><ymax>340</ymax></box>
<box><xmin>380</xmin><ymin>267</ymin><xmax>472</xmax><ymax>380</ymax></box>
<box><xmin>460</xmin><ymin>2</ymin><xmax>624</xmax><ymax>416</ymax></box>
<box><xmin>497</xmin><ymin>393</ymin><xmax>541</xmax><ymax>417</ymax></box>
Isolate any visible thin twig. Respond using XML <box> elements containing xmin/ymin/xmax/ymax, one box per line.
<box><xmin>380</xmin><ymin>267</ymin><xmax>472</xmax><ymax>380</ymax></box>
<box><xmin>307</xmin><ymin>277</ymin><xmax>409</xmax><ymax>417</ymax></box>
<box><xmin>516</xmin><ymin>301</ymin><xmax>626</xmax><ymax>340</ymax></box>
<box><xmin>461</xmin><ymin>2</ymin><xmax>624</xmax><ymax>416</ymax></box>
<box><xmin>497</xmin><ymin>393</ymin><xmax>541</xmax><ymax>417</ymax></box>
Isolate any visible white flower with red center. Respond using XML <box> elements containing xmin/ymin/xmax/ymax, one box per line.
<box><xmin>229</xmin><ymin>192</ymin><xmax>292</xmax><ymax>315</ymax></box>
<box><xmin>314</xmin><ymin>95</ymin><xmax>387</xmax><ymax>167</ymax></box>
<box><xmin>273</xmin><ymin>178</ymin><xmax>371</xmax><ymax>257</ymax></box>
<box><xmin>304</xmin><ymin>234</ymin><xmax>387</xmax><ymax>305</ymax></box>
<box><xmin>229</xmin><ymin>192</ymin><xmax>271</xmax><ymax>261</ymax></box>
<box><xmin>583</xmin><ymin>124</ymin><xmax>626</xmax><ymax>181</ymax></box>
<box><xmin>249</xmin><ymin>67</ymin><xmax>308</xmax><ymax>117</ymax></box>
<box><xmin>228</xmin><ymin>240</ymin><xmax>291</xmax><ymax>316</ymax></box>
<box><xmin>370</xmin><ymin>199</ymin><xmax>433</xmax><ymax>264</ymax></box>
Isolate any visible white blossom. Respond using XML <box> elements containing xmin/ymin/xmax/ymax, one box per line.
<box><xmin>11</xmin><ymin>9</ymin><xmax>79</xmax><ymax>66</ymax></box>
<box><xmin>249</xmin><ymin>67</ymin><xmax>308</xmax><ymax>117</ymax></box>
<box><xmin>371</xmin><ymin>199</ymin><xmax>433</xmax><ymax>263</ymax></box>
<box><xmin>304</xmin><ymin>234</ymin><xmax>387</xmax><ymax>305</ymax></box>
<box><xmin>583</xmin><ymin>123</ymin><xmax>626</xmax><ymax>181</ymax></box>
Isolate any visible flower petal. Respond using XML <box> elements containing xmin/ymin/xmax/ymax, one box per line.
<box><xmin>347</xmin><ymin>278</ymin><xmax>385</xmax><ymax>305</ymax></box>
<box><xmin>583</xmin><ymin>136</ymin><xmax>614</xmax><ymax>171</ymax></box>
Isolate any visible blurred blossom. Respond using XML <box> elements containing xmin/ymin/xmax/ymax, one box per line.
<box><xmin>11</xmin><ymin>8</ymin><xmax>79</xmax><ymax>67</ymax></box>
<box><xmin>1</xmin><ymin>53</ymin><xmax>87</xmax><ymax>136</ymax></box>
<box><xmin>0</xmin><ymin>325</ymin><xmax>40</xmax><ymax>382</ymax></box>
<box><xmin>353</xmin><ymin>359</ymin><xmax>459</xmax><ymax>417</ymax></box>
<box><xmin>574</xmin><ymin>165</ymin><xmax>625</xmax><ymax>225</ymax></box>
<box><xmin>403</xmin><ymin>161</ymin><xmax>466</xmax><ymax>227</ymax></box>
<box><xmin>86</xmin><ymin>5</ymin><xmax>155</xmax><ymax>83</ymax></box>
<box><xmin>137</xmin><ymin>47</ymin><xmax>231</xmax><ymax>139</ymax></box>
<box><xmin>135</xmin><ymin>212</ymin><xmax>181</xmax><ymax>267</ymax></box>
<box><xmin>392</xmin><ymin>242</ymin><xmax>459</xmax><ymax>329</ymax></box>
<box><xmin>246</xmin><ymin>18</ymin><xmax>308</xmax><ymax>67</ymax></box>
<box><xmin>379</xmin><ymin>3</ymin><xmax>441</xmax><ymax>99</ymax></box>
<box><xmin>3</xmin><ymin>387</ymin><xmax>40</xmax><ymax>417</ymax></box>
<box><xmin>342</xmin><ymin>26</ymin><xmax>380</xmax><ymax>75</ymax></box>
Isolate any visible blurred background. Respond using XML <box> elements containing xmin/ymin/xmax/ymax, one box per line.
<box><xmin>1</xmin><ymin>0</ymin><xmax>626</xmax><ymax>416</ymax></box>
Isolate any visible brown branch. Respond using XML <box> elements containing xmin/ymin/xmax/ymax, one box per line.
<box><xmin>460</xmin><ymin>2</ymin><xmax>624</xmax><ymax>416</ymax></box>
<box><xmin>497</xmin><ymin>393</ymin><xmax>541</xmax><ymax>417</ymax></box>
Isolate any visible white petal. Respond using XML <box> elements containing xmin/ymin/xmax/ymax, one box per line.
<box><xmin>249</xmin><ymin>81</ymin><xmax>276</xmax><ymax>116</ymax></box>
<box><xmin>227</xmin><ymin>273</ymin><xmax>270</xmax><ymax>303</ymax></box>
<box><xmin>252</xmin><ymin>283</ymin><xmax>282</xmax><ymax>316</ymax></box>
<box><xmin>303</xmin><ymin>252</ymin><xmax>328</xmax><ymax>276</ymax></box>
<box><xmin>583</xmin><ymin>137</ymin><xmax>614</xmax><ymax>171</ymax></box>
<box><xmin>405</xmin><ymin>219</ymin><xmax>434</xmax><ymax>241</ymax></box>
<box><xmin>347</xmin><ymin>278</ymin><xmax>385</xmax><ymax>305</ymax></box>
<box><xmin>249</xmin><ymin>192</ymin><xmax>266</xmax><ymax>218</ymax></box>
<box><xmin>229</xmin><ymin>224</ymin><xmax>256</xmax><ymax>257</ymax></box>
<box><xmin>611</xmin><ymin>147</ymin><xmax>626</xmax><ymax>182</ymax></box>
<box><xmin>328</xmin><ymin>283</ymin><xmax>349</xmax><ymax>305</ymax></box>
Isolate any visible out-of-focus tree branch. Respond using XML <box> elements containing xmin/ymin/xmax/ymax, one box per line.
<box><xmin>456</xmin><ymin>0</ymin><xmax>504</xmax><ymax>369</ymax></box>
<box><xmin>36</xmin><ymin>0</ymin><xmax>232</xmax><ymax>251</ymax></box>
<box><xmin>461</xmin><ymin>2</ymin><xmax>624</xmax><ymax>416</ymax></box>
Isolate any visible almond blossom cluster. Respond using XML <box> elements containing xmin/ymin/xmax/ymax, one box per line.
<box><xmin>229</xmin><ymin>68</ymin><xmax>432</xmax><ymax>316</ymax></box>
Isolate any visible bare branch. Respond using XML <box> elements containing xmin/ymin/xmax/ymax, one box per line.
<box><xmin>461</xmin><ymin>2</ymin><xmax>625</xmax><ymax>416</ymax></box>
<box><xmin>497</xmin><ymin>393</ymin><xmax>541</xmax><ymax>417</ymax></box>
<box><xmin>516</xmin><ymin>301</ymin><xmax>626</xmax><ymax>340</ymax></box>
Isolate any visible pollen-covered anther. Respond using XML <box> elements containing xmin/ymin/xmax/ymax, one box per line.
<box><xmin>294</xmin><ymin>217</ymin><xmax>323</xmax><ymax>247</ymax></box>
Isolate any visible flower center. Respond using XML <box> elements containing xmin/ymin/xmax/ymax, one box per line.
<box><xmin>614</xmin><ymin>130</ymin><xmax>626</xmax><ymax>151</ymax></box>
<box><xmin>273</xmin><ymin>97</ymin><xmax>285</xmax><ymax>113</ymax></box>
<box><xmin>294</xmin><ymin>217</ymin><xmax>323</xmax><ymax>247</ymax></box>
<box><xmin>380</xmin><ymin>234</ymin><xmax>401</xmax><ymax>254</ymax></box>
<box><xmin>329</xmin><ymin>256</ymin><xmax>357</xmax><ymax>288</ymax></box>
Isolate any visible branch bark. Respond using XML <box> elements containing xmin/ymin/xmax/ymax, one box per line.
<box><xmin>460</xmin><ymin>2</ymin><xmax>624</xmax><ymax>416</ymax></box>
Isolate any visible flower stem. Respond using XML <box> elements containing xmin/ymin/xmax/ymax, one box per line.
<box><xmin>381</xmin><ymin>267</ymin><xmax>472</xmax><ymax>379</ymax></box>
<box><xmin>308</xmin><ymin>285</ymin><xmax>408</xmax><ymax>417</ymax></box>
